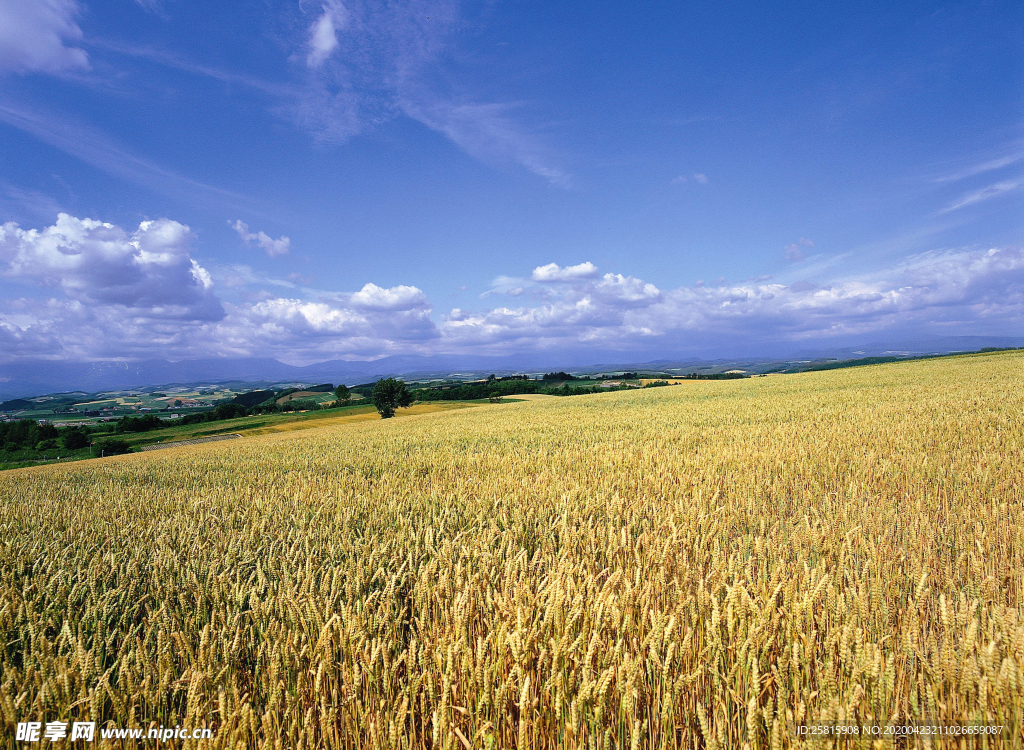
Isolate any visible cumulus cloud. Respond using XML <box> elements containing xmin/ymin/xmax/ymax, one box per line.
<box><xmin>1</xmin><ymin>215</ymin><xmax>1020</xmax><ymax>363</ymax></box>
<box><xmin>241</xmin><ymin>293</ymin><xmax>436</xmax><ymax>347</ymax></box>
<box><xmin>349</xmin><ymin>282</ymin><xmax>428</xmax><ymax>311</ymax></box>
<box><xmin>231</xmin><ymin>220</ymin><xmax>291</xmax><ymax>257</ymax></box>
<box><xmin>531</xmin><ymin>262</ymin><xmax>599</xmax><ymax>282</ymax></box>
<box><xmin>441</xmin><ymin>247</ymin><xmax>1024</xmax><ymax>353</ymax></box>
<box><xmin>594</xmin><ymin>273</ymin><xmax>661</xmax><ymax>305</ymax></box>
<box><xmin>445</xmin><ymin>262</ymin><xmax>665</xmax><ymax>348</ymax></box>
<box><xmin>246</xmin><ymin>298</ymin><xmax>362</xmax><ymax>335</ymax></box>
<box><xmin>0</xmin><ymin>0</ymin><xmax>89</xmax><ymax>74</ymax></box>
<box><xmin>0</xmin><ymin>213</ymin><xmax>222</xmax><ymax>319</ymax></box>
<box><xmin>0</xmin><ymin>214</ymin><xmax>442</xmax><ymax>362</ymax></box>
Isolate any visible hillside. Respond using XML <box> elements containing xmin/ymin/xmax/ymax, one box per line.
<box><xmin>1</xmin><ymin>351</ymin><xmax>1022</xmax><ymax>747</ymax></box>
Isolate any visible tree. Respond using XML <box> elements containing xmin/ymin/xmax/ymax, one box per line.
<box><xmin>372</xmin><ymin>378</ymin><xmax>413</xmax><ymax>419</ymax></box>
<box><xmin>212</xmin><ymin>403</ymin><xmax>247</xmax><ymax>420</ymax></box>
<box><xmin>97</xmin><ymin>438</ymin><xmax>132</xmax><ymax>456</ymax></box>
<box><xmin>231</xmin><ymin>390</ymin><xmax>276</xmax><ymax>408</ymax></box>
<box><xmin>116</xmin><ymin>414</ymin><xmax>162</xmax><ymax>433</ymax></box>
<box><xmin>334</xmin><ymin>384</ymin><xmax>351</xmax><ymax>407</ymax></box>
<box><xmin>61</xmin><ymin>428</ymin><xmax>90</xmax><ymax>450</ymax></box>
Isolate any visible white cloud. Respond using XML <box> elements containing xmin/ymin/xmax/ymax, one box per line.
<box><xmin>0</xmin><ymin>0</ymin><xmax>89</xmax><ymax>74</ymax></box>
<box><xmin>2</xmin><ymin>215</ymin><xmax>1020</xmax><ymax>362</ymax></box>
<box><xmin>231</xmin><ymin>220</ymin><xmax>291</xmax><ymax>257</ymax></box>
<box><xmin>0</xmin><ymin>215</ymin><xmax>441</xmax><ymax>362</ymax></box>
<box><xmin>446</xmin><ymin>264</ymin><xmax>663</xmax><ymax>348</ymax></box>
<box><xmin>441</xmin><ymin>247</ymin><xmax>1024</xmax><ymax>352</ymax></box>
<box><xmin>531</xmin><ymin>262</ymin><xmax>599</xmax><ymax>282</ymax></box>
<box><xmin>247</xmin><ymin>298</ymin><xmax>362</xmax><ymax>334</ymax></box>
<box><xmin>190</xmin><ymin>260</ymin><xmax>213</xmax><ymax>290</ymax></box>
<box><xmin>594</xmin><ymin>273</ymin><xmax>661</xmax><ymax>305</ymax></box>
<box><xmin>306</xmin><ymin>1</ymin><xmax>349</xmax><ymax>69</ymax></box>
<box><xmin>0</xmin><ymin>213</ymin><xmax>222</xmax><ymax>319</ymax></box>
<box><xmin>349</xmin><ymin>282</ymin><xmax>428</xmax><ymax>311</ymax></box>
<box><xmin>241</xmin><ymin>293</ymin><xmax>435</xmax><ymax>344</ymax></box>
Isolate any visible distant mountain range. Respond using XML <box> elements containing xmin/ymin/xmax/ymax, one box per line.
<box><xmin>0</xmin><ymin>334</ymin><xmax>1021</xmax><ymax>399</ymax></box>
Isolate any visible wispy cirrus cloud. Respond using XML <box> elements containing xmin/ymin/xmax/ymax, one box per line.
<box><xmin>0</xmin><ymin>103</ymin><xmax>253</xmax><ymax>210</ymax></box>
<box><xmin>284</xmin><ymin>0</ymin><xmax>569</xmax><ymax>184</ymax></box>
<box><xmin>0</xmin><ymin>183</ymin><xmax>65</xmax><ymax>224</ymax></box>
<box><xmin>88</xmin><ymin>38</ymin><xmax>295</xmax><ymax>97</ymax></box>
<box><xmin>398</xmin><ymin>98</ymin><xmax>571</xmax><ymax>186</ymax></box>
<box><xmin>932</xmin><ymin>147</ymin><xmax>1024</xmax><ymax>184</ymax></box>
<box><xmin>943</xmin><ymin>180</ymin><xmax>1022</xmax><ymax>213</ymax></box>
<box><xmin>79</xmin><ymin>1</ymin><xmax>570</xmax><ymax>185</ymax></box>
<box><xmin>133</xmin><ymin>0</ymin><xmax>166</xmax><ymax>16</ymax></box>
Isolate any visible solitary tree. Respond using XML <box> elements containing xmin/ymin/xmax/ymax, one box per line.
<box><xmin>334</xmin><ymin>383</ymin><xmax>351</xmax><ymax>407</ymax></box>
<box><xmin>372</xmin><ymin>378</ymin><xmax>413</xmax><ymax>419</ymax></box>
<box><xmin>61</xmin><ymin>428</ymin><xmax>89</xmax><ymax>450</ymax></box>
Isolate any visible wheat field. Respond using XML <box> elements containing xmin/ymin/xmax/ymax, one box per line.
<box><xmin>1</xmin><ymin>352</ymin><xmax>1022</xmax><ymax>748</ymax></box>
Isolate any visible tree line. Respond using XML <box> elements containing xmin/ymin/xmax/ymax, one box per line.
<box><xmin>1</xmin><ymin>383</ymin><xmax>359</xmax><ymax>461</ymax></box>
<box><xmin>1</xmin><ymin>420</ymin><xmax>103</xmax><ymax>455</ymax></box>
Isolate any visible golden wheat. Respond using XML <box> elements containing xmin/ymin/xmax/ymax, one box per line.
<box><xmin>1</xmin><ymin>352</ymin><xmax>1022</xmax><ymax>748</ymax></box>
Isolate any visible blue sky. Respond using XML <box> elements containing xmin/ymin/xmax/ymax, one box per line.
<box><xmin>0</xmin><ymin>0</ymin><xmax>1021</xmax><ymax>364</ymax></box>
